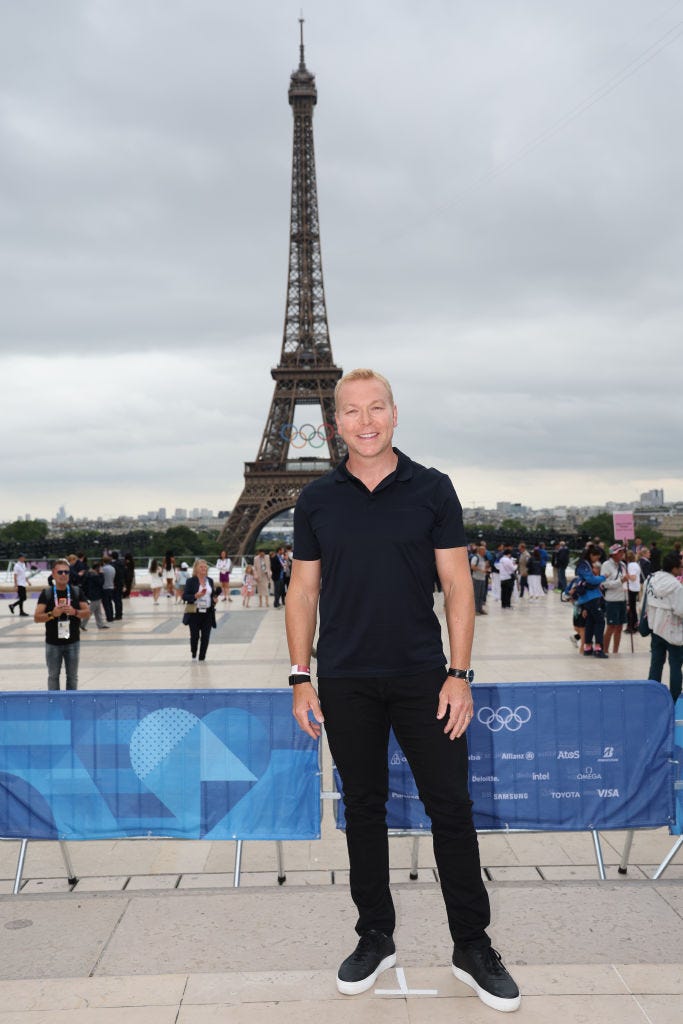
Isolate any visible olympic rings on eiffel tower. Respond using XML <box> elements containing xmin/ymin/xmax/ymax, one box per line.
<box><xmin>280</xmin><ymin>422</ymin><xmax>336</xmax><ymax>449</ymax></box>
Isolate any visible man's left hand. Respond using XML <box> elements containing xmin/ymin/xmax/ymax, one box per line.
<box><xmin>436</xmin><ymin>678</ymin><xmax>474</xmax><ymax>740</ymax></box>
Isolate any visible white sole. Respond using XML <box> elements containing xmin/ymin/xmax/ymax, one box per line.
<box><xmin>452</xmin><ymin>965</ymin><xmax>521</xmax><ymax>1013</ymax></box>
<box><xmin>337</xmin><ymin>953</ymin><xmax>396</xmax><ymax>995</ymax></box>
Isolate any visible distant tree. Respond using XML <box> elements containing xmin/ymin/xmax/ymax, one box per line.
<box><xmin>0</xmin><ymin>519</ymin><xmax>49</xmax><ymax>545</ymax></box>
<box><xmin>161</xmin><ymin>525</ymin><xmax>202</xmax><ymax>552</ymax></box>
<box><xmin>577</xmin><ymin>513</ymin><xmax>614</xmax><ymax>543</ymax></box>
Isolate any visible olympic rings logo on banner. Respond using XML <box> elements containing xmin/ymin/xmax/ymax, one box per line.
<box><xmin>476</xmin><ymin>706</ymin><xmax>532</xmax><ymax>732</ymax></box>
<box><xmin>280</xmin><ymin>422</ymin><xmax>336</xmax><ymax>449</ymax></box>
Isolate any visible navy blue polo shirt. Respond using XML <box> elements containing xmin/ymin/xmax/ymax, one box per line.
<box><xmin>293</xmin><ymin>448</ymin><xmax>467</xmax><ymax>678</ymax></box>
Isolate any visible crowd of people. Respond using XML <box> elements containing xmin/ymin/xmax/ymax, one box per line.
<box><xmin>468</xmin><ymin>535</ymin><xmax>683</xmax><ymax>700</ymax></box>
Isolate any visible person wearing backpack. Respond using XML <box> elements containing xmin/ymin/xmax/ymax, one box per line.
<box><xmin>574</xmin><ymin>544</ymin><xmax>608</xmax><ymax>658</ymax></box>
<box><xmin>34</xmin><ymin>558</ymin><xmax>91</xmax><ymax>689</ymax></box>
<box><xmin>646</xmin><ymin>552</ymin><xmax>683</xmax><ymax>703</ymax></box>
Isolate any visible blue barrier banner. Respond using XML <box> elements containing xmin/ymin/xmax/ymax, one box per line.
<box><xmin>335</xmin><ymin>681</ymin><xmax>675</xmax><ymax>833</ymax></box>
<box><xmin>0</xmin><ymin>690</ymin><xmax>320</xmax><ymax>841</ymax></box>
<box><xmin>673</xmin><ymin>696</ymin><xmax>683</xmax><ymax>836</ymax></box>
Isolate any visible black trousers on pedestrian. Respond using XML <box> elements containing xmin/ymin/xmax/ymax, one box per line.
<box><xmin>112</xmin><ymin>587</ymin><xmax>123</xmax><ymax>620</ymax></box>
<box><xmin>188</xmin><ymin>612</ymin><xmax>213</xmax><ymax>659</ymax></box>
<box><xmin>10</xmin><ymin>586</ymin><xmax>27</xmax><ymax>613</ymax></box>
<box><xmin>102</xmin><ymin>590</ymin><xmax>114</xmax><ymax>621</ymax></box>
<box><xmin>583</xmin><ymin>598</ymin><xmax>605</xmax><ymax>648</ymax></box>
<box><xmin>319</xmin><ymin>669</ymin><xmax>490</xmax><ymax>949</ymax></box>
<box><xmin>501</xmin><ymin>579</ymin><xmax>514</xmax><ymax>608</ymax></box>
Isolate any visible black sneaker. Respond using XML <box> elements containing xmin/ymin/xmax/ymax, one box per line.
<box><xmin>337</xmin><ymin>930</ymin><xmax>396</xmax><ymax>995</ymax></box>
<box><xmin>452</xmin><ymin>944</ymin><xmax>520</xmax><ymax>1012</ymax></box>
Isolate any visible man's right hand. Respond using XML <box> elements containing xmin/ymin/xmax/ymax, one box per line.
<box><xmin>292</xmin><ymin>681</ymin><xmax>324</xmax><ymax>740</ymax></box>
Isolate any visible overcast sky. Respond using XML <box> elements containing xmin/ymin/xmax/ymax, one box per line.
<box><xmin>2</xmin><ymin>0</ymin><xmax>683</xmax><ymax>524</ymax></box>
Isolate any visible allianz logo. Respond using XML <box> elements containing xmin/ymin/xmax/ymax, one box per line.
<box><xmin>500</xmin><ymin>752</ymin><xmax>535</xmax><ymax>760</ymax></box>
<box><xmin>576</xmin><ymin>767</ymin><xmax>601</xmax><ymax>780</ymax></box>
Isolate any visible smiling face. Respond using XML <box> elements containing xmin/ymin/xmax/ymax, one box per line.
<box><xmin>335</xmin><ymin>378</ymin><xmax>398</xmax><ymax>463</ymax></box>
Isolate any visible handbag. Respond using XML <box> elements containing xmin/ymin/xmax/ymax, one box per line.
<box><xmin>638</xmin><ymin>588</ymin><xmax>651</xmax><ymax>638</ymax></box>
<box><xmin>182</xmin><ymin>603</ymin><xmax>197</xmax><ymax>627</ymax></box>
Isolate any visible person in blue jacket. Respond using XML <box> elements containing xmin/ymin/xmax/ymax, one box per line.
<box><xmin>575</xmin><ymin>544</ymin><xmax>608</xmax><ymax>658</ymax></box>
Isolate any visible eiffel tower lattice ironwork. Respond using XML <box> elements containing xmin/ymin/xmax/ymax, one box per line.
<box><xmin>218</xmin><ymin>23</ymin><xmax>345</xmax><ymax>555</ymax></box>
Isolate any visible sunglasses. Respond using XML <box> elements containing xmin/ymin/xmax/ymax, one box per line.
<box><xmin>54</xmin><ymin>570</ymin><xmax>70</xmax><ymax>575</ymax></box>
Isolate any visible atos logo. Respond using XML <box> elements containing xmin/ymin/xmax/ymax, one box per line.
<box><xmin>557</xmin><ymin>750</ymin><xmax>580</xmax><ymax>759</ymax></box>
<box><xmin>598</xmin><ymin>788</ymin><xmax>620</xmax><ymax>798</ymax></box>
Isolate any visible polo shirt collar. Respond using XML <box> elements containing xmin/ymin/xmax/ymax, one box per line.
<box><xmin>333</xmin><ymin>448</ymin><xmax>413</xmax><ymax>490</ymax></box>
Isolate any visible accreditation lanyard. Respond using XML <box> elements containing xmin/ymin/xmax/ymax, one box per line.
<box><xmin>53</xmin><ymin>584</ymin><xmax>72</xmax><ymax>639</ymax></box>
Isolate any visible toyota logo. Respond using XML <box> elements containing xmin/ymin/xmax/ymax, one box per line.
<box><xmin>477</xmin><ymin>706</ymin><xmax>532</xmax><ymax>732</ymax></box>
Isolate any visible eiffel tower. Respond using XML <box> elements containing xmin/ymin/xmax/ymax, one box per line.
<box><xmin>218</xmin><ymin>22</ymin><xmax>344</xmax><ymax>555</ymax></box>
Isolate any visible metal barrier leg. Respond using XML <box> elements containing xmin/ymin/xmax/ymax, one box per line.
<box><xmin>233</xmin><ymin>839</ymin><xmax>243</xmax><ymax>888</ymax></box>
<box><xmin>59</xmin><ymin>841</ymin><xmax>78</xmax><ymax>886</ymax></box>
<box><xmin>652</xmin><ymin>835</ymin><xmax>683</xmax><ymax>880</ymax></box>
<box><xmin>13</xmin><ymin>839</ymin><xmax>28</xmax><ymax>895</ymax></box>
<box><xmin>591</xmin><ymin>830</ymin><xmax>607</xmax><ymax>880</ymax></box>
<box><xmin>276</xmin><ymin>840</ymin><xmax>286</xmax><ymax>885</ymax></box>
<box><xmin>410</xmin><ymin>836</ymin><xmax>419</xmax><ymax>880</ymax></box>
<box><xmin>618</xmin><ymin>830</ymin><xmax>635</xmax><ymax>875</ymax></box>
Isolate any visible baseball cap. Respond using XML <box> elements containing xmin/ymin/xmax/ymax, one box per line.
<box><xmin>609</xmin><ymin>543</ymin><xmax>625</xmax><ymax>555</ymax></box>
<box><xmin>181</xmin><ymin>562</ymin><xmax>189</xmax><ymax>569</ymax></box>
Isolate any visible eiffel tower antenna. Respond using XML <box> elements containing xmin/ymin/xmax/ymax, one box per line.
<box><xmin>218</xmin><ymin>25</ymin><xmax>344</xmax><ymax>555</ymax></box>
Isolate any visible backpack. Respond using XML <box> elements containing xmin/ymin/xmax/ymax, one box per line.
<box><xmin>561</xmin><ymin>576</ymin><xmax>588</xmax><ymax>604</ymax></box>
<box><xmin>638</xmin><ymin>587</ymin><xmax>652</xmax><ymax>637</ymax></box>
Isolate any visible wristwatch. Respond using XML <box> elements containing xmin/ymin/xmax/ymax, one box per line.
<box><xmin>447</xmin><ymin>668</ymin><xmax>474</xmax><ymax>684</ymax></box>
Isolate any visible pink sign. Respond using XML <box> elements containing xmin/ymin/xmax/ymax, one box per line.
<box><xmin>613</xmin><ymin>512</ymin><xmax>635</xmax><ymax>541</ymax></box>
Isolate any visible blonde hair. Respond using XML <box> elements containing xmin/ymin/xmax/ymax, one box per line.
<box><xmin>192</xmin><ymin>559</ymin><xmax>208</xmax><ymax>577</ymax></box>
<box><xmin>334</xmin><ymin>368</ymin><xmax>394</xmax><ymax>411</ymax></box>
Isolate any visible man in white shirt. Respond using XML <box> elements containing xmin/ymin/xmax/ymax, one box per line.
<box><xmin>9</xmin><ymin>554</ymin><xmax>30</xmax><ymax>616</ymax></box>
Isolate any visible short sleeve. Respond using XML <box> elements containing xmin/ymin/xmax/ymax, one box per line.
<box><xmin>432</xmin><ymin>475</ymin><xmax>467</xmax><ymax>549</ymax></box>
<box><xmin>293</xmin><ymin>491</ymin><xmax>321</xmax><ymax>561</ymax></box>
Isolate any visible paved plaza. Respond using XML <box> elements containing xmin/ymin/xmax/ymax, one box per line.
<box><xmin>0</xmin><ymin>585</ymin><xmax>681</xmax><ymax>1022</ymax></box>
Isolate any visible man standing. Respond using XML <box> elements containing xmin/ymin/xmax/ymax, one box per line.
<box><xmin>34</xmin><ymin>558</ymin><xmax>90</xmax><ymax>690</ymax></box>
<box><xmin>646</xmin><ymin>552</ymin><xmax>683</xmax><ymax>703</ymax></box>
<box><xmin>9</xmin><ymin>554</ymin><xmax>31</xmax><ymax>616</ymax></box>
<box><xmin>101</xmin><ymin>556</ymin><xmax>116</xmax><ymax>622</ymax></box>
<box><xmin>470</xmin><ymin>544</ymin><xmax>490</xmax><ymax>615</ymax></box>
<box><xmin>270</xmin><ymin>546</ymin><xmax>288</xmax><ymax>608</ymax></box>
<box><xmin>286</xmin><ymin>369</ymin><xmax>520</xmax><ymax>1012</ymax></box>
<box><xmin>498</xmin><ymin>548</ymin><xmax>517</xmax><ymax>609</ymax></box>
<box><xmin>554</xmin><ymin>542</ymin><xmax>570</xmax><ymax>592</ymax></box>
<box><xmin>110</xmin><ymin>550</ymin><xmax>125</xmax><ymax>620</ymax></box>
<box><xmin>601</xmin><ymin>543</ymin><xmax>627</xmax><ymax>654</ymax></box>
<box><xmin>517</xmin><ymin>542</ymin><xmax>530</xmax><ymax>598</ymax></box>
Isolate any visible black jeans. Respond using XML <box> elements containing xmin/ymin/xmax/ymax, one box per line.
<box><xmin>319</xmin><ymin>669</ymin><xmax>490</xmax><ymax>948</ymax></box>
<box><xmin>583</xmin><ymin>598</ymin><xmax>605</xmax><ymax>648</ymax></box>
<box><xmin>189</xmin><ymin>612</ymin><xmax>213</xmax><ymax>659</ymax></box>
<box><xmin>501</xmin><ymin>578</ymin><xmax>514</xmax><ymax>608</ymax></box>
<box><xmin>102</xmin><ymin>590</ymin><xmax>114</xmax><ymax>621</ymax></box>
